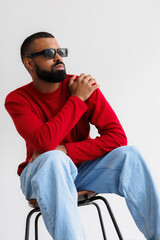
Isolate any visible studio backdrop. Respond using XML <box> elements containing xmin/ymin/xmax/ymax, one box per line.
<box><xmin>1</xmin><ymin>0</ymin><xmax>160</xmax><ymax>239</ymax></box>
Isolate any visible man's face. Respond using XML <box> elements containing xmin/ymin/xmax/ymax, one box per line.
<box><xmin>30</xmin><ymin>38</ymin><xmax>67</xmax><ymax>83</ymax></box>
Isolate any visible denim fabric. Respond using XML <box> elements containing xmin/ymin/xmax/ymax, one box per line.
<box><xmin>20</xmin><ymin>146</ymin><xmax>160</xmax><ymax>240</ymax></box>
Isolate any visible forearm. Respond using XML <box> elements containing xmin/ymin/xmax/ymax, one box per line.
<box><xmin>32</xmin><ymin>96</ymin><xmax>88</xmax><ymax>153</ymax></box>
<box><xmin>65</xmin><ymin>131</ymin><xmax>127</xmax><ymax>164</ymax></box>
<box><xmin>66</xmin><ymin>87</ymin><xmax>128</xmax><ymax>164</ymax></box>
<box><xmin>5</xmin><ymin>94</ymin><xmax>88</xmax><ymax>154</ymax></box>
<box><xmin>30</xmin><ymin>144</ymin><xmax>68</xmax><ymax>163</ymax></box>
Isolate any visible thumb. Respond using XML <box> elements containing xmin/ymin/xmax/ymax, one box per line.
<box><xmin>69</xmin><ymin>75</ymin><xmax>76</xmax><ymax>86</ymax></box>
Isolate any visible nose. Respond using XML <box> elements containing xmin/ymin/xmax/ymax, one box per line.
<box><xmin>54</xmin><ymin>52</ymin><xmax>63</xmax><ymax>62</ymax></box>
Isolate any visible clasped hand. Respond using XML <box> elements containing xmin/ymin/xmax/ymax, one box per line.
<box><xmin>29</xmin><ymin>145</ymin><xmax>67</xmax><ymax>163</ymax></box>
<box><xmin>69</xmin><ymin>73</ymin><xmax>100</xmax><ymax>101</ymax></box>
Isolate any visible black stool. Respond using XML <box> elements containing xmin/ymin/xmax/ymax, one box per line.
<box><xmin>25</xmin><ymin>191</ymin><xmax>124</xmax><ymax>240</ymax></box>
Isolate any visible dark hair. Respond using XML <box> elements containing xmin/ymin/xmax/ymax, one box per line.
<box><xmin>20</xmin><ymin>32</ymin><xmax>55</xmax><ymax>63</ymax></box>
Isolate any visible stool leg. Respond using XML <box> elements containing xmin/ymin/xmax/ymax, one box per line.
<box><xmin>92</xmin><ymin>196</ymin><xmax>124</xmax><ymax>240</ymax></box>
<box><xmin>78</xmin><ymin>201</ymin><xmax>107</xmax><ymax>240</ymax></box>
<box><xmin>35</xmin><ymin>213</ymin><xmax>41</xmax><ymax>240</ymax></box>
<box><xmin>25</xmin><ymin>208</ymin><xmax>40</xmax><ymax>240</ymax></box>
<box><xmin>91</xmin><ymin>202</ymin><xmax>107</xmax><ymax>240</ymax></box>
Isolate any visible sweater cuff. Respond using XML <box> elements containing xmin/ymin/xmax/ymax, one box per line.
<box><xmin>69</xmin><ymin>95</ymin><xmax>88</xmax><ymax>112</ymax></box>
<box><xmin>64</xmin><ymin>142</ymin><xmax>79</xmax><ymax>164</ymax></box>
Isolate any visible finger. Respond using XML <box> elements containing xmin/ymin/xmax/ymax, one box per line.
<box><xmin>88</xmin><ymin>78</ymin><xmax>96</xmax><ymax>86</ymax></box>
<box><xmin>89</xmin><ymin>83</ymin><xmax>99</xmax><ymax>93</ymax></box>
<box><xmin>29</xmin><ymin>155</ymin><xmax>37</xmax><ymax>163</ymax></box>
<box><xmin>84</xmin><ymin>75</ymin><xmax>92</xmax><ymax>82</ymax></box>
<box><xmin>78</xmin><ymin>73</ymin><xmax>86</xmax><ymax>81</ymax></box>
<box><xmin>92</xmin><ymin>83</ymin><xmax>100</xmax><ymax>90</ymax></box>
<box><xmin>69</xmin><ymin>75</ymin><xmax>76</xmax><ymax>86</ymax></box>
<box><xmin>29</xmin><ymin>158</ymin><xmax>33</xmax><ymax>163</ymax></box>
<box><xmin>29</xmin><ymin>151</ymin><xmax>39</xmax><ymax>163</ymax></box>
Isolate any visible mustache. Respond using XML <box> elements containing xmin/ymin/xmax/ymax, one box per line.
<box><xmin>53</xmin><ymin>61</ymin><xmax>65</xmax><ymax>68</ymax></box>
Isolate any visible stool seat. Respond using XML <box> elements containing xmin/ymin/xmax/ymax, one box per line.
<box><xmin>28</xmin><ymin>190</ymin><xmax>97</xmax><ymax>208</ymax></box>
<box><xmin>26</xmin><ymin>191</ymin><xmax>124</xmax><ymax>240</ymax></box>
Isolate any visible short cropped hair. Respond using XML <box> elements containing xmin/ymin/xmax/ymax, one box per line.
<box><xmin>20</xmin><ymin>32</ymin><xmax>55</xmax><ymax>63</ymax></box>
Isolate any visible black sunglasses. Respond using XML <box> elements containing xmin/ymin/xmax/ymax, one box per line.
<box><xmin>27</xmin><ymin>48</ymin><xmax>68</xmax><ymax>59</ymax></box>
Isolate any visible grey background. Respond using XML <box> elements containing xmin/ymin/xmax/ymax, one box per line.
<box><xmin>1</xmin><ymin>0</ymin><xmax>160</xmax><ymax>239</ymax></box>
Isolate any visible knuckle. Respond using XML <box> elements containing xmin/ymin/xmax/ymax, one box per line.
<box><xmin>80</xmin><ymin>73</ymin><xmax>86</xmax><ymax>77</ymax></box>
<box><xmin>78</xmin><ymin>74</ymin><xmax>85</xmax><ymax>81</ymax></box>
<box><xmin>87</xmin><ymin>74</ymin><xmax>92</xmax><ymax>79</ymax></box>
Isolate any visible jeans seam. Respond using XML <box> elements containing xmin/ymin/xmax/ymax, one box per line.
<box><xmin>76</xmin><ymin>168</ymin><xmax>121</xmax><ymax>183</ymax></box>
<box><xmin>120</xmin><ymin>176</ymin><xmax>152</xmax><ymax>240</ymax></box>
<box><xmin>38</xmin><ymin>196</ymin><xmax>55</xmax><ymax>234</ymax></box>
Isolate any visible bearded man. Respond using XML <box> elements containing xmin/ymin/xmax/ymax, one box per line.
<box><xmin>5</xmin><ymin>32</ymin><xmax>160</xmax><ymax>240</ymax></box>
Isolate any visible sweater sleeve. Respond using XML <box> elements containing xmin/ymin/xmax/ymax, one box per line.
<box><xmin>5</xmin><ymin>93</ymin><xmax>88</xmax><ymax>153</ymax></box>
<box><xmin>65</xmin><ymin>89</ymin><xmax>127</xmax><ymax>164</ymax></box>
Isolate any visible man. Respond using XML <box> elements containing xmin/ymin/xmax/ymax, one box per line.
<box><xmin>5</xmin><ymin>32</ymin><xmax>160</xmax><ymax>240</ymax></box>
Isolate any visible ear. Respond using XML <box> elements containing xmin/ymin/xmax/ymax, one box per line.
<box><xmin>23</xmin><ymin>58</ymin><xmax>35</xmax><ymax>71</ymax></box>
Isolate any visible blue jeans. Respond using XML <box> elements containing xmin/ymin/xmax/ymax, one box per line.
<box><xmin>20</xmin><ymin>146</ymin><xmax>160</xmax><ymax>240</ymax></box>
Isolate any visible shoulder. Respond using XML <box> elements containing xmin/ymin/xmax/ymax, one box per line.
<box><xmin>5</xmin><ymin>82</ymin><xmax>33</xmax><ymax>109</ymax></box>
<box><xmin>87</xmin><ymin>88</ymin><xmax>107</xmax><ymax>104</ymax></box>
<box><xmin>5</xmin><ymin>82</ymin><xmax>33</xmax><ymax>99</ymax></box>
<box><xmin>63</xmin><ymin>74</ymin><xmax>107</xmax><ymax>105</ymax></box>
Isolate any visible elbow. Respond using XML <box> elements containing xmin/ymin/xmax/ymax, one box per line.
<box><xmin>33</xmin><ymin>129</ymin><xmax>58</xmax><ymax>153</ymax></box>
<box><xmin>108</xmin><ymin>130</ymin><xmax>127</xmax><ymax>149</ymax></box>
<box><xmin>118</xmin><ymin>132</ymin><xmax>128</xmax><ymax>147</ymax></box>
<box><xmin>121</xmin><ymin>135</ymin><xmax>128</xmax><ymax>146</ymax></box>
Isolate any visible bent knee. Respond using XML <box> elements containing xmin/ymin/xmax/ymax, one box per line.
<box><xmin>38</xmin><ymin>150</ymin><xmax>69</xmax><ymax>167</ymax></box>
<box><xmin>42</xmin><ymin>150</ymin><xmax>66</xmax><ymax>159</ymax></box>
<box><xmin>119</xmin><ymin>145</ymin><xmax>146</xmax><ymax>166</ymax></box>
<box><xmin>113</xmin><ymin>145</ymin><xmax>139</xmax><ymax>155</ymax></box>
<box><xmin>111</xmin><ymin>145</ymin><xmax>144</xmax><ymax>164</ymax></box>
<box><xmin>40</xmin><ymin>150</ymin><xmax>77</xmax><ymax>177</ymax></box>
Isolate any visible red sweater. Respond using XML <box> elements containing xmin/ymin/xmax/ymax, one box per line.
<box><xmin>5</xmin><ymin>74</ymin><xmax>127</xmax><ymax>176</ymax></box>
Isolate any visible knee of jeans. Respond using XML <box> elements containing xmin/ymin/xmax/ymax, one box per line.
<box><xmin>121</xmin><ymin>145</ymin><xmax>145</xmax><ymax>167</ymax></box>
<box><xmin>111</xmin><ymin>145</ymin><xmax>134</xmax><ymax>158</ymax></box>
<box><xmin>115</xmin><ymin>145</ymin><xmax>139</xmax><ymax>155</ymax></box>
<box><xmin>42</xmin><ymin>149</ymin><xmax>66</xmax><ymax>158</ymax></box>
<box><xmin>30</xmin><ymin>150</ymin><xmax>70</xmax><ymax>188</ymax></box>
<box><xmin>41</xmin><ymin>150</ymin><xmax>69</xmax><ymax>168</ymax></box>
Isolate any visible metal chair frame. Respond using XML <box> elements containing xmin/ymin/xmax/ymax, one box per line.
<box><xmin>25</xmin><ymin>194</ymin><xmax>124</xmax><ymax>240</ymax></box>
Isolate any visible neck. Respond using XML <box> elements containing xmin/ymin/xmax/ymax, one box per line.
<box><xmin>33</xmin><ymin>77</ymin><xmax>60</xmax><ymax>93</ymax></box>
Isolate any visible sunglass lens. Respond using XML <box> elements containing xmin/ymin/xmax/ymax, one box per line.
<box><xmin>45</xmin><ymin>49</ymin><xmax>56</xmax><ymax>58</ymax></box>
<box><xmin>58</xmin><ymin>48</ymin><xmax>68</xmax><ymax>57</ymax></box>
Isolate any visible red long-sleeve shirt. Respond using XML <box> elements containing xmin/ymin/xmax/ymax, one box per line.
<box><xmin>5</xmin><ymin>74</ymin><xmax>127</xmax><ymax>176</ymax></box>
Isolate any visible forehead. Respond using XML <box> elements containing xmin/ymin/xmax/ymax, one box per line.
<box><xmin>32</xmin><ymin>38</ymin><xmax>60</xmax><ymax>52</ymax></box>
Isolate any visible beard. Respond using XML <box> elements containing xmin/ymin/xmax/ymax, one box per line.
<box><xmin>34</xmin><ymin>61</ymin><xmax>67</xmax><ymax>83</ymax></box>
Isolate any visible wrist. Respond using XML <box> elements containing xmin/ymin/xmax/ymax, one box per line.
<box><xmin>72</xmin><ymin>94</ymin><xmax>85</xmax><ymax>102</ymax></box>
<box><xmin>56</xmin><ymin>144</ymin><xmax>68</xmax><ymax>155</ymax></box>
<box><xmin>63</xmin><ymin>144</ymin><xmax>68</xmax><ymax>155</ymax></box>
